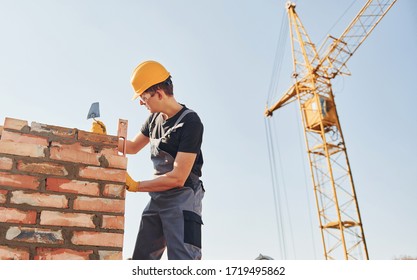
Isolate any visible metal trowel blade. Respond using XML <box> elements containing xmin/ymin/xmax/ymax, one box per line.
<box><xmin>87</xmin><ymin>102</ymin><xmax>100</xmax><ymax>119</ymax></box>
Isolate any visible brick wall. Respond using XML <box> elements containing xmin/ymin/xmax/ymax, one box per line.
<box><xmin>0</xmin><ymin>117</ymin><xmax>128</xmax><ymax>260</ymax></box>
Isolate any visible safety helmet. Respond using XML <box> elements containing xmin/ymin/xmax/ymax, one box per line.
<box><xmin>130</xmin><ymin>60</ymin><xmax>171</xmax><ymax>100</ymax></box>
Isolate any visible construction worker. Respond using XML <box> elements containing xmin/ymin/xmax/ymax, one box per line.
<box><xmin>119</xmin><ymin>60</ymin><xmax>205</xmax><ymax>260</ymax></box>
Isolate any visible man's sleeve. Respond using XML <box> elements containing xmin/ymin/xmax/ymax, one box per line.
<box><xmin>178</xmin><ymin>120</ymin><xmax>203</xmax><ymax>154</ymax></box>
<box><xmin>140</xmin><ymin>114</ymin><xmax>154</xmax><ymax>138</ymax></box>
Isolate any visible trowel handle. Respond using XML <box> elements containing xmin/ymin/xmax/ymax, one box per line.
<box><xmin>117</xmin><ymin>119</ymin><xmax>128</xmax><ymax>156</ymax></box>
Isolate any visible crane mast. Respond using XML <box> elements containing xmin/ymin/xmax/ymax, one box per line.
<box><xmin>266</xmin><ymin>0</ymin><xmax>396</xmax><ymax>260</ymax></box>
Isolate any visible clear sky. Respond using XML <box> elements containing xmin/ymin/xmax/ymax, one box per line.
<box><xmin>0</xmin><ymin>0</ymin><xmax>416</xmax><ymax>260</ymax></box>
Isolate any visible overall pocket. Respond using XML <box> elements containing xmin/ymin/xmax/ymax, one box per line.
<box><xmin>183</xmin><ymin>210</ymin><xmax>203</xmax><ymax>248</ymax></box>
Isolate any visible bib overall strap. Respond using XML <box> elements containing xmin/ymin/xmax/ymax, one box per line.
<box><xmin>162</xmin><ymin>109</ymin><xmax>194</xmax><ymax>138</ymax></box>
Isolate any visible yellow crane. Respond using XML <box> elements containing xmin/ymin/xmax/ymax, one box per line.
<box><xmin>265</xmin><ymin>0</ymin><xmax>397</xmax><ymax>260</ymax></box>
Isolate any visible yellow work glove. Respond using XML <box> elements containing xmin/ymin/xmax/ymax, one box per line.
<box><xmin>125</xmin><ymin>172</ymin><xmax>140</xmax><ymax>192</ymax></box>
<box><xmin>91</xmin><ymin>120</ymin><xmax>107</xmax><ymax>134</ymax></box>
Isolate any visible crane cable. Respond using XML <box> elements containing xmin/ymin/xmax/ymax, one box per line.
<box><xmin>293</xmin><ymin>104</ymin><xmax>318</xmax><ymax>259</ymax></box>
<box><xmin>264</xmin><ymin>1</ymin><xmax>295</xmax><ymax>260</ymax></box>
<box><xmin>264</xmin><ymin>117</ymin><xmax>287</xmax><ymax>259</ymax></box>
<box><xmin>266</xmin><ymin>5</ymin><xmax>289</xmax><ymax>105</ymax></box>
<box><xmin>265</xmin><ymin>84</ymin><xmax>318</xmax><ymax>260</ymax></box>
<box><xmin>318</xmin><ymin>0</ymin><xmax>358</xmax><ymax>47</ymax></box>
<box><xmin>264</xmin><ymin>0</ymin><xmax>318</xmax><ymax>260</ymax></box>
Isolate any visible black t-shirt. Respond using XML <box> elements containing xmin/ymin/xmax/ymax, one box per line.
<box><xmin>140</xmin><ymin>105</ymin><xmax>204</xmax><ymax>179</ymax></box>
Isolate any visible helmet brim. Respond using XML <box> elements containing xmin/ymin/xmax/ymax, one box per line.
<box><xmin>131</xmin><ymin>92</ymin><xmax>141</xmax><ymax>101</ymax></box>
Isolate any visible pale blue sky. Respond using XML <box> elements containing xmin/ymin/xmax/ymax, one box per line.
<box><xmin>0</xmin><ymin>0</ymin><xmax>416</xmax><ymax>260</ymax></box>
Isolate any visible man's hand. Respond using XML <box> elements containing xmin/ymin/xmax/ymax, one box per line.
<box><xmin>125</xmin><ymin>172</ymin><xmax>140</xmax><ymax>192</ymax></box>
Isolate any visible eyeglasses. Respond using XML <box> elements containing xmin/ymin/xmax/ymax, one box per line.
<box><xmin>140</xmin><ymin>91</ymin><xmax>157</xmax><ymax>104</ymax></box>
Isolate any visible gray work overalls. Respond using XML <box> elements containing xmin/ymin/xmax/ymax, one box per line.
<box><xmin>132</xmin><ymin>109</ymin><xmax>204</xmax><ymax>260</ymax></box>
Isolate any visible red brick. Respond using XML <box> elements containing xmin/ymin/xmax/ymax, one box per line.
<box><xmin>0</xmin><ymin>245</ymin><xmax>30</xmax><ymax>260</ymax></box>
<box><xmin>51</xmin><ymin>141</ymin><xmax>94</xmax><ymax>153</ymax></box>
<box><xmin>0</xmin><ymin>207</ymin><xmax>37</xmax><ymax>224</ymax></box>
<box><xmin>31</xmin><ymin>122</ymin><xmax>76</xmax><ymax>138</ymax></box>
<box><xmin>4</xmin><ymin>117</ymin><xmax>28</xmax><ymax>131</ymax></box>
<box><xmin>78</xmin><ymin>130</ymin><xmax>118</xmax><ymax>145</ymax></box>
<box><xmin>50</xmin><ymin>146</ymin><xmax>100</xmax><ymax>166</ymax></box>
<box><xmin>35</xmin><ymin>248</ymin><xmax>93</xmax><ymax>260</ymax></box>
<box><xmin>0</xmin><ymin>126</ymin><xmax>3</xmax><ymax>137</ymax></box>
<box><xmin>73</xmin><ymin>196</ymin><xmax>124</xmax><ymax>213</ymax></box>
<box><xmin>40</xmin><ymin>210</ymin><xmax>95</xmax><ymax>228</ymax></box>
<box><xmin>102</xmin><ymin>215</ymin><xmax>124</xmax><ymax>230</ymax></box>
<box><xmin>0</xmin><ymin>157</ymin><xmax>13</xmax><ymax>170</ymax></box>
<box><xmin>103</xmin><ymin>184</ymin><xmax>125</xmax><ymax>198</ymax></box>
<box><xmin>0</xmin><ymin>141</ymin><xmax>46</xmax><ymax>158</ymax></box>
<box><xmin>98</xmin><ymin>250</ymin><xmax>123</xmax><ymax>260</ymax></box>
<box><xmin>17</xmin><ymin>160</ymin><xmax>68</xmax><ymax>176</ymax></box>
<box><xmin>6</xmin><ymin>226</ymin><xmax>64</xmax><ymax>244</ymax></box>
<box><xmin>102</xmin><ymin>154</ymin><xmax>128</xmax><ymax>169</ymax></box>
<box><xmin>71</xmin><ymin>231</ymin><xmax>123</xmax><ymax>247</ymax></box>
<box><xmin>0</xmin><ymin>172</ymin><xmax>40</xmax><ymax>190</ymax></box>
<box><xmin>100</xmin><ymin>147</ymin><xmax>119</xmax><ymax>156</ymax></box>
<box><xmin>0</xmin><ymin>189</ymin><xmax>7</xmax><ymax>203</ymax></box>
<box><xmin>46</xmin><ymin>177</ymin><xmax>100</xmax><ymax>196</ymax></box>
<box><xmin>0</xmin><ymin>130</ymin><xmax>48</xmax><ymax>146</ymax></box>
<box><xmin>79</xmin><ymin>166</ymin><xmax>126</xmax><ymax>183</ymax></box>
<box><xmin>11</xmin><ymin>190</ymin><xmax>68</xmax><ymax>208</ymax></box>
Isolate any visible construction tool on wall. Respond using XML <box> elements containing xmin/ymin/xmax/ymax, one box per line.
<box><xmin>118</xmin><ymin>119</ymin><xmax>128</xmax><ymax>157</ymax></box>
<box><xmin>87</xmin><ymin>102</ymin><xmax>107</xmax><ymax>134</ymax></box>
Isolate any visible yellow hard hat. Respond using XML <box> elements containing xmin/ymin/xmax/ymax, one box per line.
<box><xmin>130</xmin><ymin>60</ymin><xmax>170</xmax><ymax>100</ymax></box>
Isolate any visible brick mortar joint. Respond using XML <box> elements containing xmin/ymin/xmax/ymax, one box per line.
<box><xmin>11</xmin><ymin>144</ymin><xmax>125</xmax><ymax>166</ymax></box>
<box><xmin>0</xmin><ymin>224</ymin><xmax>124</xmax><ymax>236</ymax></box>
<box><xmin>4</xmin><ymin>188</ymin><xmax>125</xmax><ymax>200</ymax></box>
<box><xmin>0</xmin><ymin>180</ymin><xmax>126</xmax><ymax>196</ymax></box>
<box><xmin>2</xmin><ymin>158</ymin><xmax>126</xmax><ymax>181</ymax></box>
<box><xmin>0</xmin><ymin>243</ymin><xmax>121</xmax><ymax>260</ymax></box>
<box><xmin>0</xmin><ymin>208</ymin><xmax>126</xmax><ymax>218</ymax></box>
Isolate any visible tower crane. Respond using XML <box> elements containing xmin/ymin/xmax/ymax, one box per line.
<box><xmin>265</xmin><ymin>0</ymin><xmax>397</xmax><ymax>260</ymax></box>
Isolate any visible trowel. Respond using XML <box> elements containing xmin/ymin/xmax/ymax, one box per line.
<box><xmin>87</xmin><ymin>102</ymin><xmax>100</xmax><ymax>119</ymax></box>
<box><xmin>87</xmin><ymin>102</ymin><xmax>106</xmax><ymax>134</ymax></box>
